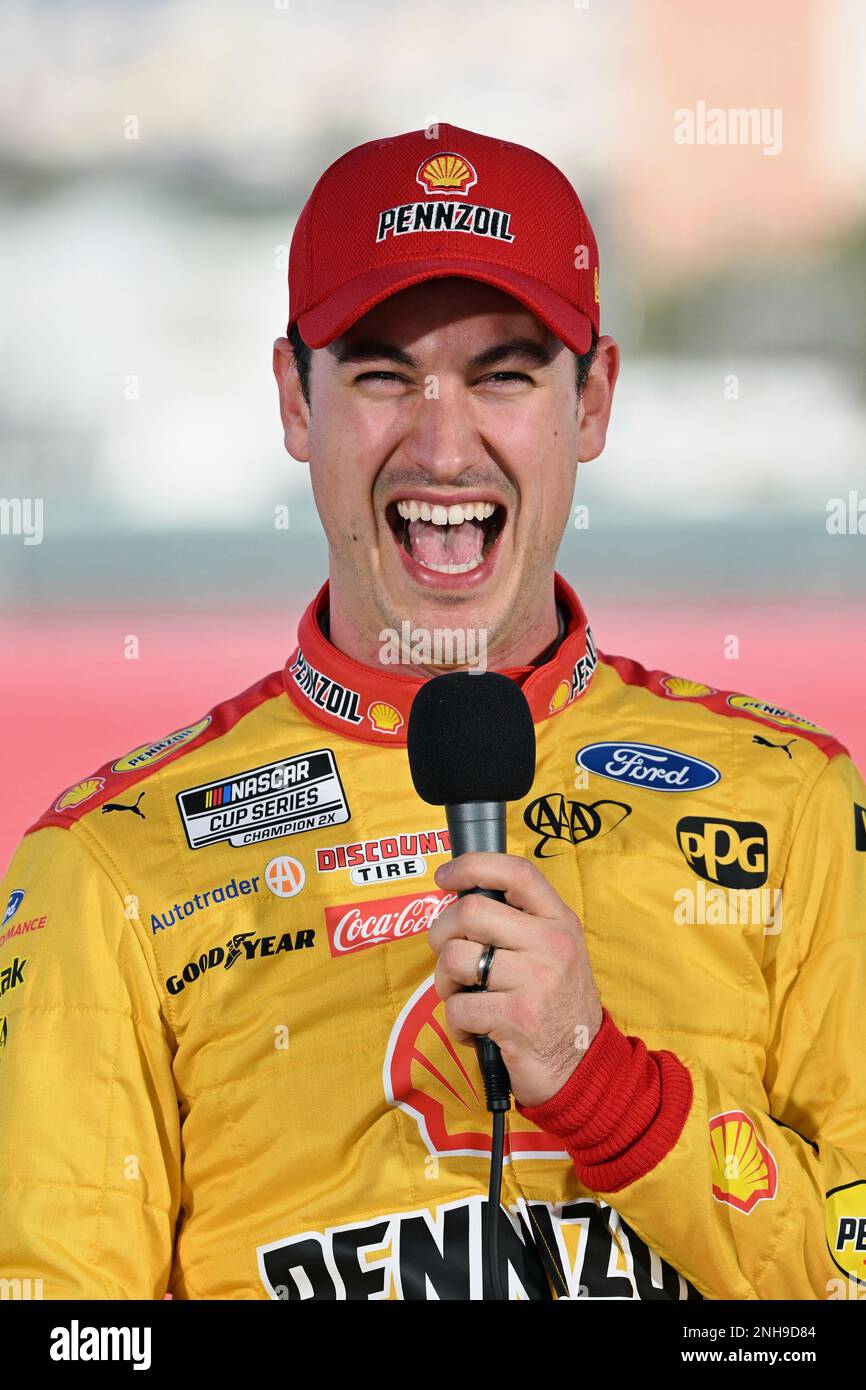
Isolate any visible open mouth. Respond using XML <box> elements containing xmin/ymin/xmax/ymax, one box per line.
<box><xmin>386</xmin><ymin>498</ymin><xmax>507</xmax><ymax>577</ymax></box>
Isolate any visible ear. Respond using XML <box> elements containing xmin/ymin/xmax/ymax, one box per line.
<box><xmin>273</xmin><ymin>336</ymin><xmax>311</xmax><ymax>462</ymax></box>
<box><xmin>577</xmin><ymin>334</ymin><xmax>620</xmax><ymax>462</ymax></box>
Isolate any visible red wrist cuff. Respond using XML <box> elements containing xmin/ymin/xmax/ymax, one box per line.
<box><xmin>516</xmin><ymin>1008</ymin><xmax>693</xmax><ymax>1192</ymax></box>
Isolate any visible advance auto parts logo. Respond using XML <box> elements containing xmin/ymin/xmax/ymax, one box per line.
<box><xmin>177</xmin><ymin>749</ymin><xmax>350</xmax><ymax>851</ymax></box>
<box><xmin>676</xmin><ymin>818</ymin><xmax>768</xmax><ymax>889</ymax></box>
<box><xmin>825</xmin><ymin>1181</ymin><xmax>866</xmax><ymax>1286</ymax></box>
<box><xmin>165</xmin><ymin>926</ymin><xmax>315</xmax><ymax>996</ymax></box>
<box><xmin>576</xmin><ymin>743</ymin><xmax>720</xmax><ymax>793</ymax></box>
<box><xmin>384</xmin><ymin>976</ymin><xmax>568</xmax><ymax>1161</ymax></box>
<box><xmin>524</xmin><ymin>794</ymin><xmax>630</xmax><ymax>858</ymax></box>
<box><xmin>324</xmin><ymin>889</ymin><xmax>455</xmax><ymax>958</ymax></box>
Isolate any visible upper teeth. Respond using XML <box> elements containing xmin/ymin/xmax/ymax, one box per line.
<box><xmin>395</xmin><ymin>500</ymin><xmax>497</xmax><ymax>524</ymax></box>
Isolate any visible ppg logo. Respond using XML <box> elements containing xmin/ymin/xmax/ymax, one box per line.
<box><xmin>676</xmin><ymin>818</ymin><xmax>768</xmax><ymax>888</ymax></box>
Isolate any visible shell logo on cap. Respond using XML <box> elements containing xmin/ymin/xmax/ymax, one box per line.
<box><xmin>55</xmin><ymin>777</ymin><xmax>105</xmax><ymax>813</ymax></box>
<box><xmin>368</xmin><ymin>701</ymin><xmax>404</xmax><ymax>735</ymax></box>
<box><xmin>709</xmin><ymin>1110</ymin><xmax>778</xmax><ymax>1213</ymax></box>
<box><xmin>549</xmin><ymin>680</ymin><xmax>570</xmax><ymax>715</ymax></box>
<box><xmin>594</xmin><ymin>266</ymin><xmax>600</xmax><ymax>304</ymax></box>
<box><xmin>661</xmin><ymin>675</ymin><xmax>717</xmax><ymax>699</ymax></box>
<box><xmin>416</xmin><ymin>152</ymin><xmax>477</xmax><ymax>197</ymax></box>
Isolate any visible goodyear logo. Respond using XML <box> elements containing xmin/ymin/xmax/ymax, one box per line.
<box><xmin>112</xmin><ymin>716</ymin><xmax>211</xmax><ymax>773</ymax></box>
<box><xmin>826</xmin><ymin>1181</ymin><xmax>866</xmax><ymax>1285</ymax></box>
<box><xmin>677</xmin><ymin>818</ymin><xmax>768</xmax><ymax>888</ymax></box>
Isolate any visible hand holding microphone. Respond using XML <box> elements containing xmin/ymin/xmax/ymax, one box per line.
<box><xmin>407</xmin><ymin>670</ymin><xmax>603</xmax><ymax>1301</ymax></box>
<box><xmin>406</xmin><ymin>671</ymin><xmax>602</xmax><ymax>1111</ymax></box>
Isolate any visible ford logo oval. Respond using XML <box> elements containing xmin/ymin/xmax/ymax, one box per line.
<box><xmin>576</xmin><ymin>742</ymin><xmax>721</xmax><ymax>792</ymax></box>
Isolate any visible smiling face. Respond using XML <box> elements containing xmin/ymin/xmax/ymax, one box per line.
<box><xmin>274</xmin><ymin>277</ymin><xmax>618</xmax><ymax>673</ymax></box>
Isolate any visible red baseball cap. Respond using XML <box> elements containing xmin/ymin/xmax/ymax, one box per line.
<box><xmin>288</xmin><ymin>123</ymin><xmax>600</xmax><ymax>354</ymax></box>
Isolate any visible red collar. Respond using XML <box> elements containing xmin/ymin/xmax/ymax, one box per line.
<box><xmin>282</xmin><ymin>572</ymin><xmax>597</xmax><ymax>747</ymax></box>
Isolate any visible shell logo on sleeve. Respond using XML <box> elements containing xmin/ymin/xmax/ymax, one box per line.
<box><xmin>825</xmin><ymin>1181</ymin><xmax>866</xmax><ymax>1286</ymax></box>
<box><xmin>709</xmin><ymin>1110</ymin><xmax>778</xmax><ymax>1213</ymax></box>
<box><xmin>660</xmin><ymin>676</ymin><xmax>716</xmax><ymax>698</ymax></box>
<box><xmin>54</xmin><ymin>777</ymin><xmax>105</xmax><ymax>812</ymax></box>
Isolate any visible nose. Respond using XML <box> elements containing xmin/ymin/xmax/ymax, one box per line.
<box><xmin>401</xmin><ymin>380</ymin><xmax>483</xmax><ymax>483</ymax></box>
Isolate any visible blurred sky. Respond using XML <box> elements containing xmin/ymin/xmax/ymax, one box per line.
<box><xmin>1</xmin><ymin>0</ymin><xmax>865</xmax><ymax>860</ymax></box>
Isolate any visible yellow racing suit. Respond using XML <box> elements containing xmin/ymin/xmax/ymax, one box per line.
<box><xmin>0</xmin><ymin>572</ymin><xmax>863</xmax><ymax>1300</ymax></box>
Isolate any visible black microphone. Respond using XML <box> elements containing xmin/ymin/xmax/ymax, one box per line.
<box><xmin>406</xmin><ymin>671</ymin><xmax>537</xmax><ymax>1113</ymax></box>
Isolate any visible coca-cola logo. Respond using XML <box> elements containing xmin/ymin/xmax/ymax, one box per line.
<box><xmin>324</xmin><ymin>889</ymin><xmax>457</xmax><ymax>957</ymax></box>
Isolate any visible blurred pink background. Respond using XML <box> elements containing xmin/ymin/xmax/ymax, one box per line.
<box><xmin>1</xmin><ymin>0</ymin><xmax>864</xmax><ymax>869</ymax></box>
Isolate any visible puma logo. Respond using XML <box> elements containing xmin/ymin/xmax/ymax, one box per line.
<box><xmin>102</xmin><ymin>791</ymin><xmax>146</xmax><ymax>818</ymax></box>
<box><xmin>752</xmin><ymin>736</ymin><xmax>796</xmax><ymax>760</ymax></box>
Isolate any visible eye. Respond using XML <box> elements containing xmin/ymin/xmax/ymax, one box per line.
<box><xmin>354</xmin><ymin>370</ymin><xmax>406</xmax><ymax>384</ymax></box>
<box><xmin>479</xmin><ymin>371</ymin><xmax>534</xmax><ymax>386</ymax></box>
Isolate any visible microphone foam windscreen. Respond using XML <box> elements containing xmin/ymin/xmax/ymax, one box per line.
<box><xmin>407</xmin><ymin>671</ymin><xmax>536</xmax><ymax>806</ymax></box>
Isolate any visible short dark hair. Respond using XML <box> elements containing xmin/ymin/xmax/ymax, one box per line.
<box><xmin>288</xmin><ymin>319</ymin><xmax>598</xmax><ymax>409</ymax></box>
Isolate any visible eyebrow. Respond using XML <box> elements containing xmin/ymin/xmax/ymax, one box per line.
<box><xmin>331</xmin><ymin>335</ymin><xmax>555</xmax><ymax>371</ymax></box>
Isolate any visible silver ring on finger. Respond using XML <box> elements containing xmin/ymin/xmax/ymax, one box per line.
<box><xmin>475</xmin><ymin>944</ymin><xmax>496</xmax><ymax>990</ymax></box>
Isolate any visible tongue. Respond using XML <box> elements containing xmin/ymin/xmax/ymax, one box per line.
<box><xmin>407</xmin><ymin>518</ymin><xmax>486</xmax><ymax>567</ymax></box>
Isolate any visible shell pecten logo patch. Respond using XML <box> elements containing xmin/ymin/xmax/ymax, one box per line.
<box><xmin>549</xmin><ymin>680</ymin><xmax>570</xmax><ymax>715</ymax></box>
<box><xmin>55</xmin><ymin>777</ymin><xmax>105</xmax><ymax>813</ymax></box>
<box><xmin>825</xmin><ymin>1181</ymin><xmax>866</xmax><ymax>1285</ymax></box>
<box><xmin>368</xmin><ymin>701</ymin><xmax>403</xmax><ymax>735</ymax></box>
<box><xmin>416</xmin><ymin>151</ymin><xmax>477</xmax><ymax>197</ymax></box>
<box><xmin>660</xmin><ymin>675</ymin><xmax>716</xmax><ymax>699</ymax></box>
<box><xmin>709</xmin><ymin>1110</ymin><xmax>778</xmax><ymax>1213</ymax></box>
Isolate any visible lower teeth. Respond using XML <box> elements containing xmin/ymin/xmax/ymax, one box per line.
<box><xmin>416</xmin><ymin>554</ymin><xmax>484</xmax><ymax>574</ymax></box>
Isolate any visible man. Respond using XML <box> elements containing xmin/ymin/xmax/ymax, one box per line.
<box><xmin>0</xmin><ymin>124</ymin><xmax>863</xmax><ymax>1301</ymax></box>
